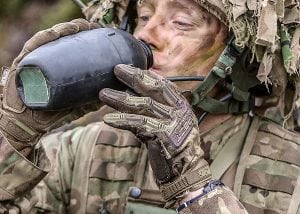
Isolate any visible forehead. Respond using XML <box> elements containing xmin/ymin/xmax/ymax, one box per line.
<box><xmin>137</xmin><ymin>0</ymin><xmax>208</xmax><ymax>19</ymax></box>
<box><xmin>139</xmin><ymin>0</ymin><xmax>201</xmax><ymax>10</ymax></box>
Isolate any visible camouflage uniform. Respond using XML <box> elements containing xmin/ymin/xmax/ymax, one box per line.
<box><xmin>0</xmin><ymin>103</ymin><xmax>299</xmax><ymax>213</ymax></box>
<box><xmin>0</xmin><ymin>0</ymin><xmax>300</xmax><ymax>213</ymax></box>
<box><xmin>43</xmin><ymin>108</ymin><xmax>300</xmax><ymax>214</ymax></box>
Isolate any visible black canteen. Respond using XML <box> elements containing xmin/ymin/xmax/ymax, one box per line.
<box><xmin>16</xmin><ymin>28</ymin><xmax>153</xmax><ymax>110</ymax></box>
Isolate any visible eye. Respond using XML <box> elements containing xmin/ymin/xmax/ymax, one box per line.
<box><xmin>137</xmin><ymin>6</ymin><xmax>154</xmax><ymax>26</ymax></box>
<box><xmin>138</xmin><ymin>15</ymin><xmax>151</xmax><ymax>27</ymax></box>
<box><xmin>171</xmin><ymin>13</ymin><xmax>195</xmax><ymax>30</ymax></box>
<box><xmin>173</xmin><ymin>21</ymin><xmax>192</xmax><ymax>27</ymax></box>
<box><xmin>137</xmin><ymin>11</ymin><xmax>153</xmax><ymax>26</ymax></box>
<box><xmin>139</xmin><ymin>15</ymin><xmax>150</xmax><ymax>22</ymax></box>
<box><xmin>173</xmin><ymin>20</ymin><xmax>194</xmax><ymax>30</ymax></box>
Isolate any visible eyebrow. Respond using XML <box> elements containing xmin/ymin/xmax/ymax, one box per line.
<box><xmin>167</xmin><ymin>0</ymin><xmax>207</xmax><ymax>25</ymax></box>
<box><xmin>141</xmin><ymin>0</ymin><xmax>191</xmax><ymax>12</ymax></box>
<box><xmin>140</xmin><ymin>0</ymin><xmax>155</xmax><ymax>6</ymax></box>
<box><xmin>166</xmin><ymin>0</ymin><xmax>192</xmax><ymax>13</ymax></box>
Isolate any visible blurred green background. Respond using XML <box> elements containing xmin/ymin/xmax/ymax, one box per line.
<box><xmin>0</xmin><ymin>0</ymin><xmax>89</xmax><ymax>67</ymax></box>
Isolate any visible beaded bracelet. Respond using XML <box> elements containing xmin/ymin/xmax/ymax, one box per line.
<box><xmin>176</xmin><ymin>179</ymin><xmax>224</xmax><ymax>213</ymax></box>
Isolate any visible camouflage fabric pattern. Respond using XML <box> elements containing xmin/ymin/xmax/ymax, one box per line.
<box><xmin>82</xmin><ymin>0</ymin><xmax>130</xmax><ymax>28</ymax></box>
<box><xmin>0</xmin><ymin>135</ymin><xmax>49</xmax><ymax>201</ymax></box>
<box><xmin>0</xmin><ymin>105</ymin><xmax>148</xmax><ymax>214</ymax></box>
<box><xmin>86</xmin><ymin>0</ymin><xmax>300</xmax><ymax>128</ymax></box>
<box><xmin>199</xmin><ymin>114</ymin><xmax>300</xmax><ymax>213</ymax></box>
<box><xmin>237</xmin><ymin>119</ymin><xmax>300</xmax><ymax>213</ymax></box>
<box><xmin>222</xmin><ymin>1</ymin><xmax>300</xmax><ymax>127</ymax></box>
<box><xmin>1</xmin><ymin>105</ymin><xmax>300</xmax><ymax>213</ymax></box>
<box><xmin>86</xmin><ymin>0</ymin><xmax>299</xmax><ymax>77</ymax></box>
<box><xmin>295</xmin><ymin>78</ymin><xmax>300</xmax><ymax>131</ymax></box>
<box><xmin>100</xmin><ymin>64</ymin><xmax>212</xmax><ymax>203</ymax></box>
<box><xmin>180</xmin><ymin>186</ymin><xmax>248</xmax><ymax>214</ymax></box>
<box><xmin>32</xmin><ymin>106</ymin><xmax>145</xmax><ymax>214</ymax></box>
<box><xmin>0</xmin><ymin>19</ymin><xmax>103</xmax><ymax>203</ymax></box>
<box><xmin>204</xmin><ymin>0</ymin><xmax>300</xmax><ymax>127</ymax></box>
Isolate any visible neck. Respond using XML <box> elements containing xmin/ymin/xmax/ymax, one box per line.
<box><xmin>198</xmin><ymin>112</ymin><xmax>232</xmax><ymax>133</ymax></box>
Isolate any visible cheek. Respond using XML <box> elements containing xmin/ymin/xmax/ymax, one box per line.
<box><xmin>197</xmin><ymin>35</ymin><xmax>215</xmax><ymax>50</ymax></box>
<box><xmin>170</xmin><ymin>38</ymin><xmax>212</xmax><ymax>64</ymax></box>
<box><xmin>168</xmin><ymin>45</ymin><xmax>184</xmax><ymax>57</ymax></box>
<box><xmin>170</xmin><ymin>31</ymin><xmax>216</xmax><ymax>57</ymax></box>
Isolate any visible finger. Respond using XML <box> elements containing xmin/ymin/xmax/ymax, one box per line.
<box><xmin>70</xmin><ymin>18</ymin><xmax>100</xmax><ymax>31</ymax></box>
<box><xmin>103</xmin><ymin>112</ymin><xmax>169</xmax><ymax>135</ymax></box>
<box><xmin>99</xmin><ymin>88</ymin><xmax>173</xmax><ymax>119</ymax></box>
<box><xmin>104</xmin><ymin>112</ymin><xmax>195</xmax><ymax>155</ymax></box>
<box><xmin>12</xmin><ymin>19</ymin><xmax>100</xmax><ymax>69</ymax></box>
<box><xmin>114</xmin><ymin>64</ymin><xmax>186</xmax><ymax>107</ymax></box>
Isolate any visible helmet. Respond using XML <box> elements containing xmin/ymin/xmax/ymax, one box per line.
<box><xmin>78</xmin><ymin>0</ymin><xmax>300</xmax><ymax>128</ymax></box>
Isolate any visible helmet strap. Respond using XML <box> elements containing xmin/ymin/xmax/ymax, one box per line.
<box><xmin>191</xmin><ymin>36</ymin><xmax>252</xmax><ymax>115</ymax></box>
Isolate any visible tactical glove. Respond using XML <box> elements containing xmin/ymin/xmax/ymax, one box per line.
<box><xmin>0</xmin><ymin>19</ymin><xmax>101</xmax><ymax>201</ymax></box>
<box><xmin>0</xmin><ymin>19</ymin><xmax>100</xmax><ymax>157</ymax></box>
<box><xmin>99</xmin><ymin>64</ymin><xmax>212</xmax><ymax>203</ymax></box>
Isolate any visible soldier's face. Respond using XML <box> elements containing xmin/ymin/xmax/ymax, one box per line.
<box><xmin>134</xmin><ymin>0</ymin><xmax>228</xmax><ymax>90</ymax></box>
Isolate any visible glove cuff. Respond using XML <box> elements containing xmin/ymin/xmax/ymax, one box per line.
<box><xmin>160</xmin><ymin>163</ymin><xmax>212</xmax><ymax>201</ymax></box>
<box><xmin>0</xmin><ymin>110</ymin><xmax>41</xmax><ymax>156</ymax></box>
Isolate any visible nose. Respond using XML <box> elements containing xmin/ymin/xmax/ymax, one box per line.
<box><xmin>135</xmin><ymin>16</ymin><xmax>165</xmax><ymax>50</ymax></box>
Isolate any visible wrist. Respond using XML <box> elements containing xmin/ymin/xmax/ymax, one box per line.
<box><xmin>176</xmin><ymin>179</ymin><xmax>224</xmax><ymax>213</ymax></box>
<box><xmin>180</xmin><ymin>187</ymin><xmax>204</xmax><ymax>204</ymax></box>
<box><xmin>160</xmin><ymin>163</ymin><xmax>211</xmax><ymax>202</ymax></box>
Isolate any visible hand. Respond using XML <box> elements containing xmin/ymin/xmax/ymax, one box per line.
<box><xmin>99</xmin><ymin>64</ymin><xmax>212</xmax><ymax>203</ymax></box>
<box><xmin>0</xmin><ymin>19</ymin><xmax>100</xmax><ymax>156</ymax></box>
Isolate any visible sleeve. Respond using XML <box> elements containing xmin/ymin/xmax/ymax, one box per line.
<box><xmin>178</xmin><ymin>185</ymin><xmax>249</xmax><ymax>214</ymax></box>
<box><xmin>0</xmin><ymin>126</ymin><xmax>85</xmax><ymax>213</ymax></box>
<box><xmin>0</xmin><ymin>134</ymin><xmax>50</xmax><ymax>212</ymax></box>
<box><xmin>28</xmin><ymin>127</ymin><xmax>85</xmax><ymax>213</ymax></box>
<box><xmin>0</xmin><ymin>135</ymin><xmax>50</xmax><ymax>201</ymax></box>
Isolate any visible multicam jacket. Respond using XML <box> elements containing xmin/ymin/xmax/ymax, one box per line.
<box><xmin>1</xmin><ymin>105</ymin><xmax>300</xmax><ymax>213</ymax></box>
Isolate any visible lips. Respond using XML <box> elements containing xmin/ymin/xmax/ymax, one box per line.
<box><xmin>149</xmin><ymin>52</ymin><xmax>170</xmax><ymax>75</ymax></box>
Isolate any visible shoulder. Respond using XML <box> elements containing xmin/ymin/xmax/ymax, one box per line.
<box><xmin>245</xmin><ymin>116</ymin><xmax>300</xmax><ymax>174</ymax></box>
<box><xmin>238</xmin><ymin>116</ymin><xmax>300</xmax><ymax>212</ymax></box>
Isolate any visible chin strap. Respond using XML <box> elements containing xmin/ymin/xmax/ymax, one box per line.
<box><xmin>191</xmin><ymin>37</ymin><xmax>253</xmax><ymax>115</ymax></box>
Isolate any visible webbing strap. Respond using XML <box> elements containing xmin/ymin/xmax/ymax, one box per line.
<box><xmin>0</xmin><ymin>112</ymin><xmax>38</xmax><ymax>143</ymax></box>
<box><xmin>191</xmin><ymin>39</ymin><xmax>249</xmax><ymax>114</ymax></box>
<box><xmin>71</xmin><ymin>124</ymin><xmax>102</xmax><ymax>214</ymax></box>
<box><xmin>225</xmin><ymin>83</ymin><xmax>249</xmax><ymax>101</ymax></box>
<box><xmin>210</xmin><ymin>116</ymin><xmax>250</xmax><ymax>179</ymax></box>
<box><xmin>194</xmin><ymin>96</ymin><xmax>250</xmax><ymax>114</ymax></box>
<box><xmin>133</xmin><ymin>143</ymin><xmax>148</xmax><ymax>188</ymax></box>
<box><xmin>192</xmin><ymin>70</ymin><xmax>222</xmax><ymax>103</ymax></box>
<box><xmin>287</xmin><ymin>175</ymin><xmax>300</xmax><ymax>214</ymax></box>
<box><xmin>125</xmin><ymin>202</ymin><xmax>176</xmax><ymax>214</ymax></box>
<box><xmin>243</xmin><ymin>202</ymin><xmax>280</xmax><ymax>214</ymax></box>
<box><xmin>251</xmin><ymin>138</ymin><xmax>300</xmax><ymax>167</ymax></box>
<box><xmin>160</xmin><ymin>165</ymin><xmax>211</xmax><ymax>201</ymax></box>
<box><xmin>233</xmin><ymin>116</ymin><xmax>260</xmax><ymax>198</ymax></box>
<box><xmin>243</xmin><ymin>168</ymin><xmax>296</xmax><ymax>194</ymax></box>
<box><xmin>259</xmin><ymin>121</ymin><xmax>300</xmax><ymax>145</ymax></box>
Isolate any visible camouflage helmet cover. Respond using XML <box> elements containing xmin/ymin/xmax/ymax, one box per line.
<box><xmin>192</xmin><ymin>0</ymin><xmax>228</xmax><ymax>25</ymax></box>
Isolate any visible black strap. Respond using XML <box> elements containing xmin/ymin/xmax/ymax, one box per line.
<box><xmin>176</xmin><ymin>180</ymin><xmax>224</xmax><ymax>213</ymax></box>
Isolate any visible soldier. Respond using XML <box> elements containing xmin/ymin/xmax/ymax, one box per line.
<box><xmin>0</xmin><ymin>0</ymin><xmax>299</xmax><ymax>213</ymax></box>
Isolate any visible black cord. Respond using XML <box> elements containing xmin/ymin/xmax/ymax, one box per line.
<box><xmin>166</xmin><ymin>76</ymin><xmax>233</xmax><ymax>125</ymax></box>
<box><xmin>167</xmin><ymin>76</ymin><xmax>205</xmax><ymax>82</ymax></box>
